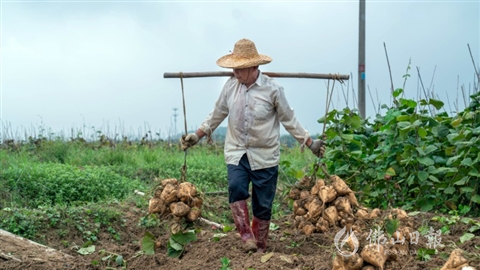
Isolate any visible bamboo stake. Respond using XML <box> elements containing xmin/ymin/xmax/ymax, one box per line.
<box><xmin>0</xmin><ymin>251</ymin><xmax>22</xmax><ymax>262</ymax></box>
<box><xmin>0</xmin><ymin>228</ymin><xmax>73</xmax><ymax>261</ymax></box>
<box><xmin>164</xmin><ymin>71</ymin><xmax>349</xmax><ymax>80</ymax></box>
<box><xmin>198</xmin><ymin>217</ymin><xmax>225</xmax><ymax>230</ymax></box>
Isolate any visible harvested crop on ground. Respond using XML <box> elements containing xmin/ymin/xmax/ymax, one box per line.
<box><xmin>148</xmin><ymin>178</ymin><xmax>203</xmax><ymax>233</ymax></box>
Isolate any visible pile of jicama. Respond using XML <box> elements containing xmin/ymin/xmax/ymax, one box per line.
<box><xmin>288</xmin><ymin>175</ymin><xmax>477</xmax><ymax>270</ymax></box>
<box><xmin>148</xmin><ymin>178</ymin><xmax>203</xmax><ymax>233</ymax></box>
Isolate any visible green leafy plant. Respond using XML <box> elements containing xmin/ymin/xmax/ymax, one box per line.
<box><xmin>167</xmin><ymin>231</ymin><xmax>197</xmax><ymax>258</ymax></box>
<box><xmin>219</xmin><ymin>257</ymin><xmax>231</xmax><ymax>270</ymax></box>
<box><xmin>417</xmin><ymin>247</ymin><xmax>436</xmax><ymax>261</ymax></box>
<box><xmin>384</xmin><ymin>218</ymin><xmax>400</xmax><ymax>236</ymax></box>
<box><xmin>141</xmin><ymin>231</ymin><xmax>156</xmax><ymax>255</ymax></box>
<box><xmin>99</xmin><ymin>249</ymin><xmax>126</xmax><ymax>269</ymax></box>
<box><xmin>318</xmin><ymin>90</ymin><xmax>480</xmax><ymax>216</ymax></box>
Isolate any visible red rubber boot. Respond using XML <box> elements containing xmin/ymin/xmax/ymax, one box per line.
<box><xmin>252</xmin><ymin>216</ymin><xmax>270</xmax><ymax>253</ymax></box>
<box><xmin>230</xmin><ymin>200</ymin><xmax>257</xmax><ymax>252</ymax></box>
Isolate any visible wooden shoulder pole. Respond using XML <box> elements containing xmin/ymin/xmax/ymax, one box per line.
<box><xmin>164</xmin><ymin>71</ymin><xmax>349</xmax><ymax>80</ymax></box>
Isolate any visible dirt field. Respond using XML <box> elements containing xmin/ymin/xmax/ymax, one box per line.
<box><xmin>1</xmin><ymin>198</ymin><xmax>479</xmax><ymax>270</ymax></box>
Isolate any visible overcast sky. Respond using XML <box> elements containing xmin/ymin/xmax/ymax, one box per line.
<box><xmin>1</xmin><ymin>1</ymin><xmax>479</xmax><ymax>140</ymax></box>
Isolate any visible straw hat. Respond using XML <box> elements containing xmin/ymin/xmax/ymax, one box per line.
<box><xmin>216</xmin><ymin>39</ymin><xmax>272</xmax><ymax>69</ymax></box>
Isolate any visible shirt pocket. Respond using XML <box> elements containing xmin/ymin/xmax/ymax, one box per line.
<box><xmin>253</xmin><ymin>102</ymin><xmax>272</xmax><ymax>121</ymax></box>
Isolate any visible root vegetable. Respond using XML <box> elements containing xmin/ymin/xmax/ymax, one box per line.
<box><xmin>288</xmin><ymin>187</ymin><xmax>301</xmax><ymax>200</ymax></box>
<box><xmin>356</xmin><ymin>208</ymin><xmax>369</xmax><ymax>219</ymax></box>
<box><xmin>346</xmin><ymin>233</ymin><xmax>360</xmax><ymax>251</ymax></box>
<box><xmin>391</xmin><ymin>231</ymin><xmax>404</xmax><ymax>243</ymax></box>
<box><xmin>295</xmin><ymin>207</ymin><xmax>307</xmax><ymax>216</ymax></box>
<box><xmin>332</xmin><ymin>254</ymin><xmax>363</xmax><ymax>270</ymax></box>
<box><xmin>302</xmin><ymin>223</ymin><xmax>316</xmax><ymax>235</ymax></box>
<box><xmin>177</xmin><ymin>182</ymin><xmax>197</xmax><ymax>200</ymax></box>
<box><xmin>191</xmin><ymin>196</ymin><xmax>203</xmax><ymax>208</ymax></box>
<box><xmin>294</xmin><ymin>215</ymin><xmax>305</xmax><ymax>229</ymax></box>
<box><xmin>154</xmin><ymin>188</ymin><xmax>164</xmax><ymax>198</ymax></box>
<box><xmin>332</xmin><ymin>255</ymin><xmax>345</xmax><ymax>270</ymax></box>
<box><xmin>305</xmin><ymin>198</ymin><xmax>324</xmax><ymax>220</ymax></box>
<box><xmin>170</xmin><ymin>201</ymin><xmax>191</xmax><ymax>217</ymax></box>
<box><xmin>389</xmin><ymin>243</ymin><xmax>409</xmax><ymax>261</ymax></box>
<box><xmin>369</xmin><ymin>208</ymin><xmax>381</xmax><ymax>219</ymax></box>
<box><xmin>170</xmin><ymin>222</ymin><xmax>182</xmax><ymax>234</ymax></box>
<box><xmin>160</xmin><ymin>184</ymin><xmax>178</xmax><ymax>204</ymax></box>
<box><xmin>331</xmin><ymin>175</ymin><xmax>353</xmax><ymax>195</ymax></box>
<box><xmin>161</xmin><ymin>178</ymin><xmax>178</xmax><ymax>187</ymax></box>
<box><xmin>298</xmin><ymin>175</ymin><xmax>314</xmax><ymax>188</ymax></box>
<box><xmin>319</xmin><ymin>186</ymin><xmax>337</xmax><ymax>203</ymax></box>
<box><xmin>344</xmin><ymin>254</ymin><xmax>363</xmax><ymax>270</ymax></box>
<box><xmin>401</xmin><ymin>227</ymin><xmax>415</xmax><ymax>243</ymax></box>
<box><xmin>293</xmin><ymin>200</ymin><xmax>301</xmax><ymax>213</ymax></box>
<box><xmin>316</xmin><ymin>217</ymin><xmax>329</xmax><ymax>233</ymax></box>
<box><xmin>148</xmin><ymin>197</ymin><xmax>165</xmax><ymax>214</ymax></box>
<box><xmin>360</xmin><ymin>244</ymin><xmax>387</xmax><ymax>270</ymax></box>
<box><xmin>334</xmin><ymin>196</ymin><xmax>352</xmax><ymax>214</ymax></box>
<box><xmin>392</xmin><ymin>208</ymin><xmax>409</xmax><ymax>220</ymax></box>
<box><xmin>347</xmin><ymin>192</ymin><xmax>360</xmax><ymax>208</ymax></box>
<box><xmin>324</xmin><ymin>206</ymin><xmax>339</xmax><ymax>226</ymax></box>
<box><xmin>186</xmin><ymin>207</ymin><xmax>202</xmax><ymax>222</ymax></box>
<box><xmin>311</xmin><ymin>179</ymin><xmax>325</xmax><ymax>196</ymax></box>
<box><xmin>300</xmin><ymin>190</ymin><xmax>311</xmax><ymax>200</ymax></box>
<box><xmin>440</xmin><ymin>249</ymin><xmax>470</xmax><ymax>270</ymax></box>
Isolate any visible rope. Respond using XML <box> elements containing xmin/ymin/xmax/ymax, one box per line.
<box><xmin>312</xmin><ymin>74</ymin><xmax>342</xmax><ymax>180</ymax></box>
<box><xmin>180</xmin><ymin>72</ymin><xmax>188</xmax><ymax>183</ymax></box>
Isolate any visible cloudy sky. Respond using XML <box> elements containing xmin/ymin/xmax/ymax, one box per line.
<box><xmin>1</xmin><ymin>0</ymin><xmax>479</xmax><ymax>140</ymax></box>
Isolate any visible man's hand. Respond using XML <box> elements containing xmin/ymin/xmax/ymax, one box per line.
<box><xmin>180</xmin><ymin>133</ymin><xmax>199</xmax><ymax>151</ymax></box>
<box><xmin>309</xmin><ymin>139</ymin><xmax>326</xmax><ymax>158</ymax></box>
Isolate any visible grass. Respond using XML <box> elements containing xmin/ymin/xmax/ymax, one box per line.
<box><xmin>0</xmin><ymin>136</ymin><xmax>314</xmax><ymax>243</ymax></box>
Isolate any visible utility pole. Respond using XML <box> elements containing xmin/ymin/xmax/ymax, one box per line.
<box><xmin>358</xmin><ymin>0</ymin><xmax>366</xmax><ymax>118</ymax></box>
<box><xmin>172</xmin><ymin>108</ymin><xmax>178</xmax><ymax>138</ymax></box>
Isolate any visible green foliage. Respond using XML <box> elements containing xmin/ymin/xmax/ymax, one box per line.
<box><xmin>320</xmin><ymin>91</ymin><xmax>480</xmax><ymax>216</ymax></box>
<box><xmin>0</xmin><ymin>203</ymin><xmax>125</xmax><ymax>242</ymax></box>
<box><xmin>220</xmin><ymin>257</ymin><xmax>232</xmax><ymax>270</ymax></box>
<box><xmin>417</xmin><ymin>247</ymin><xmax>436</xmax><ymax>261</ymax></box>
<box><xmin>1</xmin><ymin>163</ymin><xmax>144</xmax><ymax>208</ymax></box>
<box><xmin>141</xmin><ymin>231</ymin><xmax>156</xmax><ymax>255</ymax></box>
<box><xmin>0</xmin><ymin>208</ymin><xmax>40</xmax><ymax>239</ymax></box>
<box><xmin>99</xmin><ymin>249</ymin><xmax>127</xmax><ymax>269</ymax></box>
<box><xmin>384</xmin><ymin>218</ymin><xmax>400</xmax><ymax>236</ymax></box>
<box><xmin>167</xmin><ymin>231</ymin><xmax>197</xmax><ymax>258</ymax></box>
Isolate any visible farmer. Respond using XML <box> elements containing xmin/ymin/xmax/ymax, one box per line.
<box><xmin>180</xmin><ymin>38</ymin><xmax>325</xmax><ymax>252</ymax></box>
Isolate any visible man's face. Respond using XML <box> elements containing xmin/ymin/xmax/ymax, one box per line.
<box><xmin>233</xmin><ymin>67</ymin><xmax>255</xmax><ymax>84</ymax></box>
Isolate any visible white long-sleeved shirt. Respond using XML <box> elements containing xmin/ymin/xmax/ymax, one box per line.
<box><xmin>199</xmin><ymin>71</ymin><xmax>310</xmax><ymax>170</ymax></box>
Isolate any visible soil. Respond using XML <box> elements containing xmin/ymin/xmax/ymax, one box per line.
<box><xmin>1</xmin><ymin>196</ymin><xmax>479</xmax><ymax>270</ymax></box>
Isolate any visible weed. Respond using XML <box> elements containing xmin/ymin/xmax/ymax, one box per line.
<box><xmin>220</xmin><ymin>257</ymin><xmax>231</xmax><ymax>270</ymax></box>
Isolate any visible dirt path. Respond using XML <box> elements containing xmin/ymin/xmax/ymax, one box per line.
<box><xmin>1</xmin><ymin>208</ymin><xmax>479</xmax><ymax>270</ymax></box>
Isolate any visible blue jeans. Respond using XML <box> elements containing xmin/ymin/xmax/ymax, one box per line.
<box><xmin>227</xmin><ymin>154</ymin><xmax>278</xmax><ymax>220</ymax></box>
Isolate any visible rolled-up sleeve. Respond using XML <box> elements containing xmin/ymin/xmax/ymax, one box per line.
<box><xmin>275</xmin><ymin>86</ymin><xmax>310</xmax><ymax>144</ymax></box>
<box><xmin>200</xmin><ymin>82</ymin><xmax>230</xmax><ymax>136</ymax></box>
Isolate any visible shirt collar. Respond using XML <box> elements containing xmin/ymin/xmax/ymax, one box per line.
<box><xmin>253</xmin><ymin>70</ymin><xmax>263</xmax><ymax>87</ymax></box>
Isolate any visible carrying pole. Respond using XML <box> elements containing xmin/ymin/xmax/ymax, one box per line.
<box><xmin>164</xmin><ymin>71</ymin><xmax>349</xmax><ymax>80</ymax></box>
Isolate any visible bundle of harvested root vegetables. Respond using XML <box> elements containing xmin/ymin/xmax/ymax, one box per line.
<box><xmin>288</xmin><ymin>175</ymin><xmax>363</xmax><ymax>235</ymax></box>
<box><xmin>289</xmin><ymin>175</ymin><xmax>477</xmax><ymax>270</ymax></box>
<box><xmin>148</xmin><ymin>178</ymin><xmax>203</xmax><ymax>225</ymax></box>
